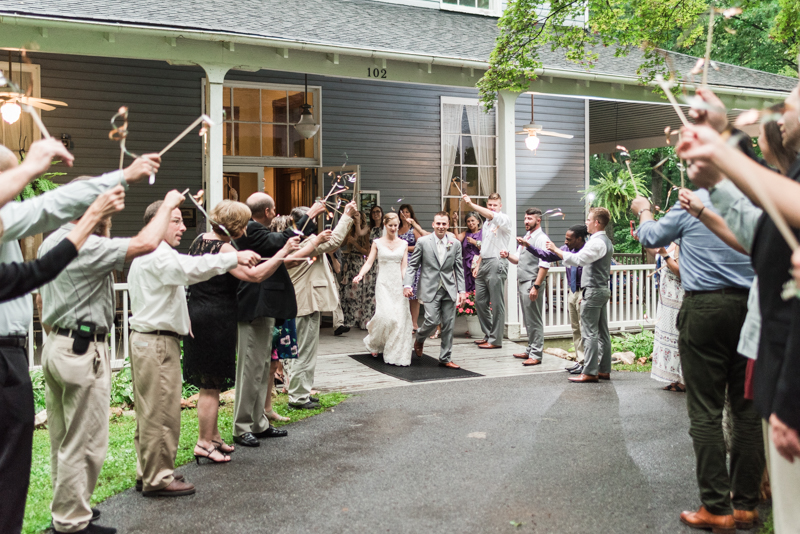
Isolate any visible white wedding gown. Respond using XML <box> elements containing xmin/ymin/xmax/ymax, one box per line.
<box><xmin>363</xmin><ymin>239</ymin><xmax>414</xmax><ymax>366</ymax></box>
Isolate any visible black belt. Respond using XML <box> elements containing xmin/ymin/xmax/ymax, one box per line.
<box><xmin>684</xmin><ymin>288</ymin><xmax>749</xmax><ymax>297</ymax></box>
<box><xmin>0</xmin><ymin>335</ymin><xmax>27</xmax><ymax>348</ymax></box>
<box><xmin>54</xmin><ymin>327</ymin><xmax>106</xmax><ymax>343</ymax></box>
<box><xmin>136</xmin><ymin>330</ymin><xmax>181</xmax><ymax>339</ymax></box>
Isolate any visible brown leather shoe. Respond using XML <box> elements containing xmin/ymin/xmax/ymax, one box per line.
<box><xmin>568</xmin><ymin>374</ymin><xmax>599</xmax><ymax>383</ymax></box>
<box><xmin>473</xmin><ymin>338</ymin><xmax>488</xmax><ymax>345</ymax></box>
<box><xmin>513</xmin><ymin>353</ymin><xmax>528</xmax><ymax>359</ymax></box>
<box><xmin>439</xmin><ymin>361</ymin><xmax>461</xmax><ymax>369</ymax></box>
<box><xmin>136</xmin><ymin>472</ymin><xmax>184</xmax><ymax>492</ymax></box>
<box><xmin>680</xmin><ymin>506</ymin><xmax>735</xmax><ymax>534</ymax></box>
<box><xmin>522</xmin><ymin>358</ymin><xmax>541</xmax><ymax>366</ymax></box>
<box><xmin>477</xmin><ymin>342</ymin><xmax>501</xmax><ymax>349</ymax></box>
<box><xmin>142</xmin><ymin>478</ymin><xmax>196</xmax><ymax>498</ymax></box>
<box><xmin>598</xmin><ymin>372</ymin><xmax>611</xmax><ymax>380</ymax></box>
<box><xmin>733</xmin><ymin>509</ymin><xmax>759</xmax><ymax>530</ymax></box>
<box><xmin>414</xmin><ymin>339</ymin><xmax>424</xmax><ymax>358</ymax></box>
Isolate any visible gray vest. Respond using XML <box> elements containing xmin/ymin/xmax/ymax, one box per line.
<box><xmin>517</xmin><ymin>231</ymin><xmax>541</xmax><ymax>283</ymax></box>
<box><xmin>581</xmin><ymin>232</ymin><xmax>614</xmax><ymax>288</ymax></box>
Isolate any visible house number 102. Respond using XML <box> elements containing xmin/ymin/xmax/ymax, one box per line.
<box><xmin>367</xmin><ymin>68</ymin><xmax>387</xmax><ymax>78</ymax></box>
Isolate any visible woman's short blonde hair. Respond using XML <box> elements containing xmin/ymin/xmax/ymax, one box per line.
<box><xmin>383</xmin><ymin>212</ymin><xmax>399</xmax><ymax>226</ymax></box>
<box><xmin>210</xmin><ymin>200</ymin><xmax>251</xmax><ymax>238</ymax></box>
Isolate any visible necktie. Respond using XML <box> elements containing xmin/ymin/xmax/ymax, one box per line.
<box><xmin>437</xmin><ymin>239</ymin><xmax>445</xmax><ymax>263</ymax></box>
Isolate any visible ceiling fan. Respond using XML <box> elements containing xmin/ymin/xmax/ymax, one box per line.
<box><xmin>516</xmin><ymin>94</ymin><xmax>573</xmax><ymax>152</ymax></box>
<box><xmin>1</xmin><ymin>51</ymin><xmax>67</xmax><ymax>124</ymax></box>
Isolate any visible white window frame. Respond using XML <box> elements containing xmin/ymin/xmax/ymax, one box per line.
<box><xmin>440</xmin><ymin>96</ymin><xmax>498</xmax><ymax>233</ymax></box>
<box><xmin>203</xmin><ymin>79</ymin><xmax>322</xmax><ymax>169</ymax></box>
<box><xmin>440</xmin><ymin>0</ymin><xmax>501</xmax><ymax>17</ymax></box>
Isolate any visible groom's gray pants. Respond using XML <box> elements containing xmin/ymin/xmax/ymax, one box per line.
<box><xmin>475</xmin><ymin>257</ymin><xmax>507</xmax><ymax>346</ymax></box>
<box><xmin>518</xmin><ymin>279</ymin><xmax>545</xmax><ymax>360</ymax></box>
<box><xmin>416</xmin><ymin>286</ymin><xmax>455</xmax><ymax>363</ymax></box>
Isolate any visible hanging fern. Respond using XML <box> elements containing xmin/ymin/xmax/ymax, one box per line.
<box><xmin>16</xmin><ymin>166</ymin><xmax>64</xmax><ymax>201</ymax></box>
<box><xmin>580</xmin><ymin>170</ymin><xmax>650</xmax><ymax>221</ymax></box>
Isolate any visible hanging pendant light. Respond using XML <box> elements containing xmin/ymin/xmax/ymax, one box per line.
<box><xmin>294</xmin><ymin>74</ymin><xmax>319</xmax><ymax>139</ymax></box>
<box><xmin>1</xmin><ymin>54</ymin><xmax>20</xmax><ymax>124</ymax></box>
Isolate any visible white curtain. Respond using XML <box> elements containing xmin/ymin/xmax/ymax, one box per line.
<box><xmin>465</xmin><ymin>105</ymin><xmax>495</xmax><ymax>196</ymax></box>
<box><xmin>441</xmin><ymin>103</ymin><xmax>462</xmax><ymax>197</ymax></box>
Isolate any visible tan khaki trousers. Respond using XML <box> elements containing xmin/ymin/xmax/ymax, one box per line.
<box><xmin>130</xmin><ymin>332</ymin><xmax>181</xmax><ymax>492</ymax></box>
<box><xmin>568</xmin><ymin>289</ymin><xmax>585</xmax><ymax>363</ymax></box>
<box><xmin>43</xmin><ymin>333</ymin><xmax>111</xmax><ymax>533</ymax></box>
<box><xmin>285</xmin><ymin>312</ymin><xmax>320</xmax><ymax>405</ymax></box>
<box><xmin>767</xmin><ymin>422</ymin><xmax>800</xmax><ymax>534</ymax></box>
<box><xmin>234</xmin><ymin>318</ymin><xmax>274</xmax><ymax>437</ymax></box>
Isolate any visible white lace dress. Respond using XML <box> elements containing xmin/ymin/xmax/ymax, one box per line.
<box><xmin>363</xmin><ymin>240</ymin><xmax>414</xmax><ymax>366</ymax></box>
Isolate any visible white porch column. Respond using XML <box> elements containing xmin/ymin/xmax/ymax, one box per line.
<box><xmin>496</xmin><ymin>90</ymin><xmax>520</xmax><ymax>339</ymax></box>
<box><xmin>200</xmin><ymin>64</ymin><xmax>230</xmax><ymax>211</ymax></box>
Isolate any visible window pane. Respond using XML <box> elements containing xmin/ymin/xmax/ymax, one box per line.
<box><xmin>262</xmin><ymin>124</ymin><xmax>287</xmax><ymax>157</ymax></box>
<box><xmin>477</xmin><ymin>0</ymin><xmax>490</xmax><ymax>8</ymax></box>
<box><xmin>288</xmin><ymin>91</ymin><xmax>309</xmax><ymax>124</ymax></box>
<box><xmin>477</xmin><ymin>167</ymin><xmax>496</xmax><ymax>196</ymax></box>
<box><xmin>442</xmin><ymin>0</ymin><xmax>458</xmax><ymax>4</ymax></box>
<box><xmin>446</xmin><ymin>166</ymin><xmax>461</xmax><ymax>196</ymax></box>
<box><xmin>223</xmin><ymin>122</ymin><xmax>233</xmax><ymax>156</ymax></box>
<box><xmin>233</xmin><ymin>88</ymin><xmax>260</xmax><ymax>122</ymax></box>
<box><xmin>463</xmin><ymin>167</ymin><xmax>480</xmax><ymax>196</ymax></box>
<box><xmin>261</xmin><ymin>90</ymin><xmax>287</xmax><ymax>123</ymax></box>
<box><xmin>462</xmin><ymin>136</ymin><xmax>477</xmax><ymax>165</ymax></box>
<box><xmin>288</xmin><ymin>125</ymin><xmax>315</xmax><ymax>158</ymax></box>
<box><xmin>461</xmin><ymin>107</ymin><xmax>471</xmax><ymax>134</ymax></box>
<box><xmin>443</xmin><ymin>197</ymin><xmax>463</xmax><ymax>231</ymax></box>
<box><xmin>236</xmin><ymin>123</ymin><xmax>261</xmax><ymax>156</ymax></box>
<box><xmin>223</xmin><ymin>87</ymin><xmax>232</xmax><ymax>121</ymax></box>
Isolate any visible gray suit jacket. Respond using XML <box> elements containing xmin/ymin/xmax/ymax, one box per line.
<box><xmin>404</xmin><ymin>233</ymin><xmax>465</xmax><ymax>303</ymax></box>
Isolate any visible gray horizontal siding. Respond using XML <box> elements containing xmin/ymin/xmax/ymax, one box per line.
<box><xmin>515</xmin><ymin>94</ymin><xmax>586</xmax><ymax>241</ymax></box>
<box><xmin>33</xmin><ymin>52</ymin><xmax>204</xmax><ymax>253</ymax></box>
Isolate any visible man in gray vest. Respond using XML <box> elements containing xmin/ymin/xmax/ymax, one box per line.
<box><xmin>500</xmin><ymin>208</ymin><xmax>550</xmax><ymax>366</ymax></box>
<box><xmin>546</xmin><ymin>207</ymin><xmax>614</xmax><ymax>383</ymax></box>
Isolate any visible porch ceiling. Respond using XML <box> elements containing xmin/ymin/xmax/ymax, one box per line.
<box><xmin>588</xmin><ymin>99</ymin><xmax>760</xmax><ymax>154</ymax></box>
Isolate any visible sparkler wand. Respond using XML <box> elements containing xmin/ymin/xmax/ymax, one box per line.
<box><xmin>182</xmin><ymin>188</ymin><xmax>239</xmax><ymax>248</ymax></box>
<box><xmin>655</xmin><ymin>75</ymin><xmax>691</xmax><ymax>127</ymax></box>
<box><xmin>159</xmin><ymin>115</ymin><xmax>213</xmax><ymax>157</ymax></box>
<box><xmin>702</xmin><ymin>2</ymin><xmax>715</xmax><ymax>87</ymax></box>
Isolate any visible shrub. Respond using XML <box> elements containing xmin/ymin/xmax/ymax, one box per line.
<box><xmin>612</xmin><ymin>328</ymin><xmax>654</xmax><ymax>362</ymax></box>
<box><xmin>457</xmin><ymin>290</ymin><xmax>478</xmax><ymax>317</ymax></box>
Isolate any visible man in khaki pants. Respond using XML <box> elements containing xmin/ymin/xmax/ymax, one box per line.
<box><xmin>38</xmin><ymin>180</ymin><xmax>190</xmax><ymax>533</ymax></box>
<box><xmin>285</xmin><ymin>201</ymin><xmax>356</xmax><ymax>408</ymax></box>
<box><xmin>128</xmin><ymin>199</ymin><xmax>259</xmax><ymax>497</ymax></box>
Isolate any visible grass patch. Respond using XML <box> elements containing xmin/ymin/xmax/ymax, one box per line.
<box><xmin>23</xmin><ymin>391</ymin><xmax>349</xmax><ymax>534</ymax></box>
<box><xmin>760</xmin><ymin>509</ymin><xmax>774</xmax><ymax>534</ymax></box>
<box><xmin>612</xmin><ymin>362</ymin><xmax>653</xmax><ymax>373</ymax></box>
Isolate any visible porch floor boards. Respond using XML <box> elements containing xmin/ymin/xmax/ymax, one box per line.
<box><xmin>313</xmin><ymin>326</ymin><xmax>570</xmax><ymax>393</ymax></box>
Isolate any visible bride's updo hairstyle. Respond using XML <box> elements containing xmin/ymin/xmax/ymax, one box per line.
<box><xmin>383</xmin><ymin>212</ymin><xmax>399</xmax><ymax>226</ymax></box>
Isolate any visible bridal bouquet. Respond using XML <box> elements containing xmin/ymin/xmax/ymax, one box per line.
<box><xmin>457</xmin><ymin>291</ymin><xmax>477</xmax><ymax>317</ymax></box>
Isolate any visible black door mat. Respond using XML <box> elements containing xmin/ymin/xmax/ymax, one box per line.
<box><xmin>348</xmin><ymin>353</ymin><xmax>483</xmax><ymax>382</ymax></box>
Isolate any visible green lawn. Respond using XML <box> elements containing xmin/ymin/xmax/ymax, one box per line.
<box><xmin>23</xmin><ymin>391</ymin><xmax>349</xmax><ymax>534</ymax></box>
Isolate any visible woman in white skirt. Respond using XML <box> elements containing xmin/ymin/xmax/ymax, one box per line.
<box><xmin>649</xmin><ymin>243</ymin><xmax>685</xmax><ymax>392</ymax></box>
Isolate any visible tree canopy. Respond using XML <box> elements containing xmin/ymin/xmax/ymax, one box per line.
<box><xmin>478</xmin><ymin>0</ymin><xmax>799</xmax><ymax>109</ymax></box>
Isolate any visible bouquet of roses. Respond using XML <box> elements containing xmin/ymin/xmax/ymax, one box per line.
<box><xmin>457</xmin><ymin>291</ymin><xmax>477</xmax><ymax>317</ymax></box>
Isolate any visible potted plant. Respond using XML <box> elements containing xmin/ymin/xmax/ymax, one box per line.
<box><xmin>457</xmin><ymin>291</ymin><xmax>481</xmax><ymax>338</ymax></box>
<box><xmin>17</xmin><ymin>167</ymin><xmax>62</xmax><ymax>261</ymax></box>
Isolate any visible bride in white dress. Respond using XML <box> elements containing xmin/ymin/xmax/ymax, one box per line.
<box><xmin>352</xmin><ymin>212</ymin><xmax>414</xmax><ymax>366</ymax></box>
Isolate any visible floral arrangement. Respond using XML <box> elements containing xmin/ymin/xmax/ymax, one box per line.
<box><xmin>457</xmin><ymin>291</ymin><xmax>477</xmax><ymax>317</ymax></box>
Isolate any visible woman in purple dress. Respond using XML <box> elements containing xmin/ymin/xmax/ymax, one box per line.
<box><xmin>456</xmin><ymin>211</ymin><xmax>482</xmax><ymax>293</ymax></box>
<box><xmin>397</xmin><ymin>203</ymin><xmax>429</xmax><ymax>332</ymax></box>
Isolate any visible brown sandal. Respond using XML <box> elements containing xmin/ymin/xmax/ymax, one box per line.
<box><xmin>663</xmin><ymin>382</ymin><xmax>686</xmax><ymax>393</ymax></box>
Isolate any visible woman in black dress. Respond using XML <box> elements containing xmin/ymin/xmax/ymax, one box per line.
<box><xmin>183</xmin><ymin>200</ymin><xmax>300</xmax><ymax>463</ymax></box>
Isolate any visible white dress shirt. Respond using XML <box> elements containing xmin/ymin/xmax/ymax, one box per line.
<box><xmin>128</xmin><ymin>241</ymin><xmax>237</xmax><ymax>335</ymax></box>
<box><xmin>480</xmin><ymin>211</ymin><xmax>511</xmax><ymax>259</ymax></box>
<box><xmin>516</xmin><ymin>227</ymin><xmax>551</xmax><ymax>268</ymax></box>
<box><xmin>561</xmin><ymin>231</ymin><xmax>609</xmax><ymax>267</ymax></box>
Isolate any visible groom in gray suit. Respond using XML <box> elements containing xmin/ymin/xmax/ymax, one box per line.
<box><xmin>404</xmin><ymin>212</ymin><xmax>467</xmax><ymax>369</ymax></box>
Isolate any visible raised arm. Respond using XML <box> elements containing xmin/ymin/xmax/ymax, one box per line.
<box><xmin>0</xmin><ymin>138</ymin><xmax>74</xmax><ymax>208</ymax></box>
<box><xmin>225</xmin><ymin>236</ymin><xmax>300</xmax><ymax>283</ymax></box>
<box><xmin>352</xmin><ymin>242</ymin><xmax>379</xmax><ymax>285</ymax></box>
<box><xmin>462</xmin><ymin>194</ymin><xmax>494</xmax><ymax>221</ymax></box>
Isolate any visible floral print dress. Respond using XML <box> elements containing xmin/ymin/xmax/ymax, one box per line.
<box><xmin>398</xmin><ymin>227</ymin><xmax>421</xmax><ymax>300</ymax></box>
<box><xmin>651</xmin><ymin>256</ymin><xmax>684</xmax><ymax>384</ymax></box>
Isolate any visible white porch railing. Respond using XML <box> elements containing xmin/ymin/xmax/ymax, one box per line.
<box><xmin>27</xmin><ymin>283</ymin><xmax>130</xmax><ymax>371</ymax></box>
<box><xmin>521</xmin><ymin>264</ymin><xmax>658</xmax><ymax>337</ymax></box>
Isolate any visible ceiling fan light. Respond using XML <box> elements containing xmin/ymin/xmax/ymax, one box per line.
<box><xmin>294</xmin><ymin>104</ymin><xmax>319</xmax><ymax>139</ymax></box>
<box><xmin>1</xmin><ymin>101</ymin><xmax>21</xmax><ymax>124</ymax></box>
<box><xmin>525</xmin><ymin>134</ymin><xmax>540</xmax><ymax>152</ymax></box>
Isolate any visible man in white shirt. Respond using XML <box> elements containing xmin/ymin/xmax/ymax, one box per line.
<box><xmin>546</xmin><ymin>207</ymin><xmax>614</xmax><ymax>383</ymax></box>
<box><xmin>462</xmin><ymin>192</ymin><xmax>511</xmax><ymax>349</ymax></box>
<box><xmin>128</xmin><ymin>199</ymin><xmax>259</xmax><ymax>497</ymax></box>
<box><xmin>500</xmin><ymin>208</ymin><xmax>550</xmax><ymax>365</ymax></box>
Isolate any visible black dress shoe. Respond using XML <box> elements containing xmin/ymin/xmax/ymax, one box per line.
<box><xmin>74</xmin><ymin>523</ymin><xmax>117</xmax><ymax>534</ymax></box>
<box><xmin>50</xmin><ymin>509</ymin><xmax>102</xmax><ymax>531</ymax></box>
<box><xmin>334</xmin><ymin>326</ymin><xmax>350</xmax><ymax>336</ymax></box>
<box><xmin>290</xmin><ymin>401</ymin><xmax>321</xmax><ymax>410</ymax></box>
<box><xmin>568</xmin><ymin>365</ymin><xmax>585</xmax><ymax>375</ymax></box>
<box><xmin>233</xmin><ymin>432</ymin><xmax>260</xmax><ymax>447</ymax></box>
<box><xmin>253</xmin><ymin>426</ymin><xmax>288</xmax><ymax>438</ymax></box>
<box><xmin>309</xmin><ymin>396</ymin><xmax>319</xmax><ymax>403</ymax></box>
<box><xmin>566</xmin><ymin>363</ymin><xmax>582</xmax><ymax>372</ymax></box>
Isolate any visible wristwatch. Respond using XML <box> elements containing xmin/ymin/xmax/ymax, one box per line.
<box><xmin>533</xmin><ymin>283</ymin><xmax>540</xmax><ymax>290</ymax></box>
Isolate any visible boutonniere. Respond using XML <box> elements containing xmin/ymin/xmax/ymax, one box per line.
<box><xmin>446</xmin><ymin>240</ymin><xmax>455</xmax><ymax>249</ymax></box>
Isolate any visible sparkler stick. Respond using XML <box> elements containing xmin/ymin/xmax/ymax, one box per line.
<box><xmin>159</xmin><ymin>115</ymin><xmax>213</xmax><ymax>156</ymax></box>
<box><xmin>19</xmin><ymin>103</ymin><xmax>51</xmax><ymax>139</ymax></box>
<box><xmin>702</xmin><ymin>2</ymin><xmax>715</xmax><ymax>87</ymax></box>
<box><xmin>655</xmin><ymin>75</ymin><xmax>691</xmax><ymax>127</ymax></box>
<box><xmin>616</xmin><ymin>145</ymin><xmax>641</xmax><ymax>197</ymax></box>
<box><xmin>183</xmin><ymin>187</ymin><xmax>238</xmax><ymax>248</ymax></box>
<box><xmin>4</xmin><ymin>51</ymin><xmax>52</xmax><ymax>139</ymax></box>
